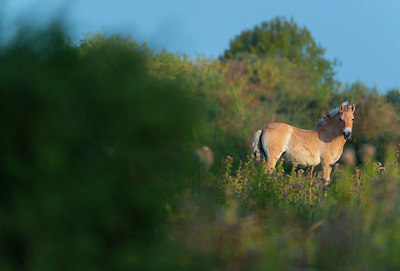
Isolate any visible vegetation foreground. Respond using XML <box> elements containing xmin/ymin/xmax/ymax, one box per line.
<box><xmin>178</xmin><ymin>152</ymin><xmax>400</xmax><ymax>270</ymax></box>
<box><xmin>0</xmin><ymin>18</ymin><xmax>399</xmax><ymax>270</ymax></box>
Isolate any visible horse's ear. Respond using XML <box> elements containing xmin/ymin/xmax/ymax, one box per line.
<box><xmin>351</xmin><ymin>104</ymin><xmax>356</xmax><ymax>113</ymax></box>
<box><xmin>339</xmin><ymin>104</ymin><xmax>344</xmax><ymax>112</ymax></box>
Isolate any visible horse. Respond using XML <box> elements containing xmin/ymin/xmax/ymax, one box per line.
<box><xmin>252</xmin><ymin>102</ymin><xmax>356</xmax><ymax>184</ymax></box>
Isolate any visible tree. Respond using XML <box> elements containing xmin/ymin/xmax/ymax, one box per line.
<box><xmin>223</xmin><ymin>17</ymin><xmax>336</xmax><ymax>87</ymax></box>
<box><xmin>386</xmin><ymin>89</ymin><xmax>400</xmax><ymax>113</ymax></box>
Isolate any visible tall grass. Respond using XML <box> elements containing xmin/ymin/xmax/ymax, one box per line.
<box><xmin>170</xmin><ymin>146</ymin><xmax>400</xmax><ymax>270</ymax></box>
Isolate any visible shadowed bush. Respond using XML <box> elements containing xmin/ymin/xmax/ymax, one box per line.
<box><xmin>0</xmin><ymin>25</ymin><xmax>201</xmax><ymax>270</ymax></box>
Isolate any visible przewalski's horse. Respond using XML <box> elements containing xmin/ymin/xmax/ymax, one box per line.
<box><xmin>252</xmin><ymin>102</ymin><xmax>356</xmax><ymax>184</ymax></box>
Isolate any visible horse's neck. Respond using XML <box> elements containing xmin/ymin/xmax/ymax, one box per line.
<box><xmin>319</xmin><ymin>116</ymin><xmax>346</xmax><ymax>146</ymax></box>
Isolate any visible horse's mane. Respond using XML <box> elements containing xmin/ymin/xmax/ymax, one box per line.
<box><xmin>314</xmin><ymin>102</ymin><xmax>349</xmax><ymax>130</ymax></box>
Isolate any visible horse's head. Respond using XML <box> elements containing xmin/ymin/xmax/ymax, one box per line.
<box><xmin>339</xmin><ymin>103</ymin><xmax>355</xmax><ymax>140</ymax></box>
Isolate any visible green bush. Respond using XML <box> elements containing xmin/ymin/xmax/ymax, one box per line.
<box><xmin>0</xmin><ymin>25</ymin><xmax>201</xmax><ymax>270</ymax></box>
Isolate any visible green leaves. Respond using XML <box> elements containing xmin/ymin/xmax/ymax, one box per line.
<box><xmin>223</xmin><ymin>17</ymin><xmax>337</xmax><ymax>88</ymax></box>
<box><xmin>0</xmin><ymin>24</ymin><xmax>202</xmax><ymax>271</ymax></box>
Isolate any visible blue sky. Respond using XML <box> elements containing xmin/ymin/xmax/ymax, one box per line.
<box><xmin>3</xmin><ymin>0</ymin><xmax>400</xmax><ymax>91</ymax></box>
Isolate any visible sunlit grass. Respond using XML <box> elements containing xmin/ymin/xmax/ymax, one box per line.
<box><xmin>170</xmin><ymin>146</ymin><xmax>400</xmax><ymax>270</ymax></box>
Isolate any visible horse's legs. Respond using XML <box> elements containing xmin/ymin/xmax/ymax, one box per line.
<box><xmin>263</xmin><ymin>148</ymin><xmax>285</xmax><ymax>173</ymax></box>
<box><xmin>321</xmin><ymin>163</ymin><xmax>332</xmax><ymax>185</ymax></box>
<box><xmin>265</xmin><ymin>157</ymin><xmax>279</xmax><ymax>173</ymax></box>
<box><xmin>261</xmin><ymin>128</ymin><xmax>287</xmax><ymax>173</ymax></box>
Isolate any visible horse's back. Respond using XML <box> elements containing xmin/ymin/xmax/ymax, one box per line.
<box><xmin>263</xmin><ymin>122</ymin><xmax>293</xmax><ymax>134</ymax></box>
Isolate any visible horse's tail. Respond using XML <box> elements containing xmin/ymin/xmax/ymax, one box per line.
<box><xmin>252</xmin><ymin>129</ymin><xmax>268</xmax><ymax>161</ymax></box>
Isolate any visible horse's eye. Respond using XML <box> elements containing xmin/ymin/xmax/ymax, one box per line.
<box><xmin>352</xmin><ymin>119</ymin><xmax>354</xmax><ymax>121</ymax></box>
<box><xmin>340</xmin><ymin>119</ymin><xmax>343</xmax><ymax>121</ymax></box>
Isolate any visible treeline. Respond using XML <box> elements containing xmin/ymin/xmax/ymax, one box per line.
<box><xmin>133</xmin><ymin>17</ymin><xmax>399</xmax><ymax>164</ymax></box>
<box><xmin>77</xmin><ymin>18</ymin><xmax>399</xmax><ymax>165</ymax></box>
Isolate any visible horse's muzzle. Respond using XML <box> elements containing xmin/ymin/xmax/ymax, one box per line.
<box><xmin>343</xmin><ymin>131</ymin><xmax>351</xmax><ymax>140</ymax></box>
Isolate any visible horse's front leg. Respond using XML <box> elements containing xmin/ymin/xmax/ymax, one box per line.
<box><xmin>321</xmin><ymin>162</ymin><xmax>332</xmax><ymax>185</ymax></box>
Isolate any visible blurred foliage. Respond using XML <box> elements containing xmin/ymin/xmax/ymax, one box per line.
<box><xmin>179</xmin><ymin>152</ymin><xmax>400</xmax><ymax>271</ymax></box>
<box><xmin>1</xmin><ymin>16</ymin><xmax>400</xmax><ymax>271</ymax></box>
<box><xmin>169</xmin><ymin>150</ymin><xmax>400</xmax><ymax>270</ymax></box>
<box><xmin>386</xmin><ymin>89</ymin><xmax>400</xmax><ymax>113</ymax></box>
<box><xmin>0</xmin><ymin>24</ymin><xmax>202</xmax><ymax>270</ymax></box>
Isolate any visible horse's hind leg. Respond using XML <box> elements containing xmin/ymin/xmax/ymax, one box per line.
<box><xmin>265</xmin><ymin>156</ymin><xmax>279</xmax><ymax>173</ymax></box>
<box><xmin>261</xmin><ymin>129</ymin><xmax>287</xmax><ymax>173</ymax></box>
<box><xmin>260</xmin><ymin>146</ymin><xmax>284</xmax><ymax>173</ymax></box>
